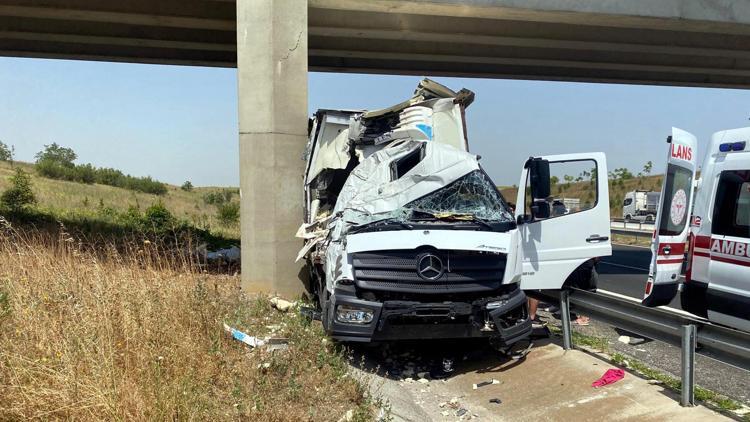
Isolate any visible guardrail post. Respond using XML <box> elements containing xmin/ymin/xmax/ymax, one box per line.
<box><xmin>560</xmin><ymin>289</ymin><xmax>572</xmax><ymax>350</ymax></box>
<box><xmin>681</xmin><ymin>324</ymin><xmax>696</xmax><ymax>406</ymax></box>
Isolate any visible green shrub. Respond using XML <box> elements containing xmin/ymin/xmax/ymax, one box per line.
<box><xmin>35</xmin><ymin>161</ymin><xmax>168</xmax><ymax>195</ymax></box>
<box><xmin>181</xmin><ymin>181</ymin><xmax>194</xmax><ymax>192</ymax></box>
<box><xmin>217</xmin><ymin>202</ymin><xmax>240</xmax><ymax>226</ymax></box>
<box><xmin>0</xmin><ymin>141</ymin><xmax>13</xmax><ymax>162</ymax></box>
<box><xmin>143</xmin><ymin>201</ymin><xmax>176</xmax><ymax>233</ymax></box>
<box><xmin>203</xmin><ymin>189</ymin><xmax>238</xmax><ymax>206</ymax></box>
<box><xmin>1</xmin><ymin>169</ymin><xmax>37</xmax><ymax>212</ymax></box>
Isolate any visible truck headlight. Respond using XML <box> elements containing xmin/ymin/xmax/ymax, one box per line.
<box><xmin>335</xmin><ymin>305</ymin><xmax>374</xmax><ymax>324</ymax></box>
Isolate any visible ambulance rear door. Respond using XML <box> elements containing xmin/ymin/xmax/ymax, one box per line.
<box><xmin>642</xmin><ymin>128</ymin><xmax>697</xmax><ymax>307</ymax></box>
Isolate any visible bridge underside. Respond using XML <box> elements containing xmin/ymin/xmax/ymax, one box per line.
<box><xmin>3</xmin><ymin>0</ymin><xmax>750</xmax><ymax>87</ymax></box>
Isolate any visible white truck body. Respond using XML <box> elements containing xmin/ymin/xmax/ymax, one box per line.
<box><xmin>643</xmin><ymin>127</ymin><xmax>750</xmax><ymax>332</ymax></box>
<box><xmin>623</xmin><ymin>190</ymin><xmax>659</xmax><ymax>222</ymax></box>
<box><xmin>300</xmin><ymin>79</ymin><xmax>611</xmax><ymax>343</ymax></box>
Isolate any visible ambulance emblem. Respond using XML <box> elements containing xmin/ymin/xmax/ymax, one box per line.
<box><xmin>670</xmin><ymin>189</ymin><xmax>687</xmax><ymax>226</ymax></box>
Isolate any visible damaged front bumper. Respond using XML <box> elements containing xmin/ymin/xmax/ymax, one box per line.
<box><xmin>326</xmin><ymin>284</ymin><xmax>531</xmax><ymax>344</ymax></box>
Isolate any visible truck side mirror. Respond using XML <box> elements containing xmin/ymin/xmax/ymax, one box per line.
<box><xmin>528</xmin><ymin>158</ymin><xmax>551</xmax><ymax>200</ymax></box>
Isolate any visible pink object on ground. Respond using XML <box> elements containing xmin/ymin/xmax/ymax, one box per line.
<box><xmin>591</xmin><ymin>369</ymin><xmax>625</xmax><ymax>387</ymax></box>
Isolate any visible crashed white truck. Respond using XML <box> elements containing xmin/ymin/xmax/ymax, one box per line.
<box><xmin>298</xmin><ymin>79</ymin><xmax>612</xmax><ymax>346</ymax></box>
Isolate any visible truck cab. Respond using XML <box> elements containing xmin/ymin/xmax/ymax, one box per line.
<box><xmin>623</xmin><ymin>190</ymin><xmax>659</xmax><ymax>222</ymax></box>
<box><xmin>299</xmin><ymin>79</ymin><xmax>611</xmax><ymax>345</ymax></box>
<box><xmin>643</xmin><ymin>127</ymin><xmax>750</xmax><ymax>332</ymax></box>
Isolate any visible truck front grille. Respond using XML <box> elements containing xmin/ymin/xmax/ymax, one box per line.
<box><xmin>352</xmin><ymin>249</ymin><xmax>506</xmax><ymax>293</ymax></box>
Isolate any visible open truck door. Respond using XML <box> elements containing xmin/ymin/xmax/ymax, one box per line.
<box><xmin>515</xmin><ymin>153</ymin><xmax>611</xmax><ymax>290</ymax></box>
<box><xmin>642</xmin><ymin>128</ymin><xmax>698</xmax><ymax>307</ymax></box>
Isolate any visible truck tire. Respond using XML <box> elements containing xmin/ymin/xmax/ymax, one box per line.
<box><xmin>625</xmin><ymin>214</ymin><xmax>632</xmax><ymax>222</ymax></box>
<box><xmin>645</xmin><ymin>215</ymin><xmax>654</xmax><ymax>222</ymax></box>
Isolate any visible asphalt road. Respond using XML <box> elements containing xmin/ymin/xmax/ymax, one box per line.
<box><xmin>597</xmin><ymin>243</ymin><xmax>682</xmax><ymax>309</ymax></box>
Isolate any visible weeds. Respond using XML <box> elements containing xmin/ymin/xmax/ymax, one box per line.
<box><xmin>0</xmin><ymin>229</ymin><xmax>372</xmax><ymax>421</ymax></box>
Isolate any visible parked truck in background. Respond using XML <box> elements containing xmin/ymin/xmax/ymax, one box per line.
<box><xmin>623</xmin><ymin>190</ymin><xmax>660</xmax><ymax>222</ymax></box>
<box><xmin>298</xmin><ymin>79</ymin><xmax>612</xmax><ymax>346</ymax></box>
<box><xmin>643</xmin><ymin>127</ymin><xmax>749</xmax><ymax>332</ymax></box>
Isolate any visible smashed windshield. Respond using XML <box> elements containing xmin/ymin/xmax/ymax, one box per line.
<box><xmin>404</xmin><ymin>170</ymin><xmax>514</xmax><ymax>222</ymax></box>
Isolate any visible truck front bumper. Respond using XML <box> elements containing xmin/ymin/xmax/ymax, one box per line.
<box><xmin>326</xmin><ymin>284</ymin><xmax>531</xmax><ymax>344</ymax></box>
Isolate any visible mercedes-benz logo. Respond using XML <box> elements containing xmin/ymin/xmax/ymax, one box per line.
<box><xmin>417</xmin><ymin>253</ymin><xmax>444</xmax><ymax>281</ymax></box>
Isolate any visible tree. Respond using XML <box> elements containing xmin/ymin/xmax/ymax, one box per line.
<box><xmin>35</xmin><ymin>143</ymin><xmax>77</xmax><ymax>167</ymax></box>
<box><xmin>0</xmin><ymin>168</ymin><xmax>37</xmax><ymax>211</ymax></box>
<box><xmin>550</xmin><ymin>175</ymin><xmax>559</xmax><ymax>187</ymax></box>
<box><xmin>643</xmin><ymin>160</ymin><xmax>653</xmax><ymax>176</ymax></box>
<box><xmin>0</xmin><ymin>141</ymin><xmax>13</xmax><ymax>162</ymax></box>
<box><xmin>181</xmin><ymin>181</ymin><xmax>194</xmax><ymax>192</ymax></box>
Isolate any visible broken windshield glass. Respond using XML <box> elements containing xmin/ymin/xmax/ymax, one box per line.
<box><xmin>403</xmin><ymin>170</ymin><xmax>513</xmax><ymax>222</ymax></box>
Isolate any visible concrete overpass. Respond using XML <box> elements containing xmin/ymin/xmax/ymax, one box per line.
<box><xmin>3</xmin><ymin>0</ymin><xmax>750</xmax><ymax>295</ymax></box>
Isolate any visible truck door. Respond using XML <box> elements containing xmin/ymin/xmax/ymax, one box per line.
<box><xmin>515</xmin><ymin>153</ymin><xmax>611</xmax><ymax>290</ymax></box>
<box><xmin>642</xmin><ymin>128</ymin><xmax>697</xmax><ymax>307</ymax></box>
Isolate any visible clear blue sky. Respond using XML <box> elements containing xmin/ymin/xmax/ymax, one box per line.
<box><xmin>2</xmin><ymin>56</ymin><xmax>750</xmax><ymax>187</ymax></box>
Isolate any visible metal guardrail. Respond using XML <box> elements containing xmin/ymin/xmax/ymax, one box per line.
<box><xmin>610</xmin><ymin>219</ymin><xmax>653</xmax><ymax>242</ymax></box>
<box><xmin>548</xmin><ymin>289</ymin><xmax>750</xmax><ymax>407</ymax></box>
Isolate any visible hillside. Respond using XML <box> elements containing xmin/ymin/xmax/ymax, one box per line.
<box><xmin>499</xmin><ymin>174</ymin><xmax>663</xmax><ymax>217</ymax></box>
<box><xmin>0</xmin><ymin>160</ymin><xmax>240</xmax><ymax>240</ymax></box>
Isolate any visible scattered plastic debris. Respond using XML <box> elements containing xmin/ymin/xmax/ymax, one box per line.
<box><xmin>223</xmin><ymin>323</ymin><xmax>265</xmax><ymax>347</ymax></box>
<box><xmin>617</xmin><ymin>335</ymin><xmax>631</xmax><ymax>344</ymax></box>
<box><xmin>472</xmin><ymin>379</ymin><xmax>500</xmax><ymax>389</ymax></box>
<box><xmin>510</xmin><ymin>341</ymin><xmax>534</xmax><ymax>360</ymax></box>
<box><xmin>337</xmin><ymin>409</ymin><xmax>354</xmax><ymax>422</ymax></box>
<box><xmin>456</xmin><ymin>408</ymin><xmax>468</xmax><ymax>417</ymax></box>
<box><xmin>489</xmin><ymin>398</ymin><xmax>502</xmax><ymax>405</ymax></box>
<box><xmin>592</xmin><ymin>369</ymin><xmax>625</xmax><ymax>388</ymax></box>
<box><xmin>299</xmin><ymin>306</ymin><xmax>322</xmax><ymax>321</ymax></box>
<box><xmin>270</xmin><ymin>297</ymin><xmax>293</xmax><ymax>312</ymax></box>
<box><xmin>223</xmin><ymin>324</ymin><xmax>289</xmax><ymax>351</ymax></box>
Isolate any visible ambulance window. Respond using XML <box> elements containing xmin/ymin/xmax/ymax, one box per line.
<box><xmin>712</xmin><ymin>170</ymin><xmax>750</xmax><ymax>238</ymax></box>
<box><xmin>657</xmin><ymin>164</ymin><xmax>693</xmax><ymax>236</ymax></box>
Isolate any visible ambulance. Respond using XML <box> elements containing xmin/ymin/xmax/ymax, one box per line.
<box><xmin>642</xmin><ymin>127</ymin><xmax>750</xmax><ymax>332</ymax></box>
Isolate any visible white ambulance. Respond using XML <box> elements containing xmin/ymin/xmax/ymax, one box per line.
<box><xmin>643</xmin><ymin>127</ymin><xmax>750</xmax><ymax>332</ymax></box>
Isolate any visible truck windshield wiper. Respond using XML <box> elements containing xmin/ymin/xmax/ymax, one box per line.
<box><xmin>351</xmin><ymin>219</ymin><xmax>414</xmax><ymax>233</ymax></box>
<box><xmin>467</xmin><ymin>217</ymin><xmax>493</xmax><ymax>230</ymax></box>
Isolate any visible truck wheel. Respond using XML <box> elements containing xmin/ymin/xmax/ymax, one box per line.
<box><xmin>645</xmin><ymin>215</ymin><xmax>654</xmax><ymax>222</ymax></box>
<box><xmin>625</xmin><ymin>215</ymin><xmax>632</xmax><ymax>222</ymax></box>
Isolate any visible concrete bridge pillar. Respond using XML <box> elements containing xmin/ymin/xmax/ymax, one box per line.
<box><xmin>236</xmin><ymin>0</ymin><xmax>308</xmax><ymax>297</ymax></box>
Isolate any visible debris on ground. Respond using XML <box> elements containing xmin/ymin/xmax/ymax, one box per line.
<box><xmin>617</xmin><ymin>335</ymin><xmax>631</xmax><ymax>344</ymax></box>
<box><xmin>456</xmin><ymin>408</ymin><xmax>468</xmax><ymax>417</ymax></box>
<box><xmin>196</xmin><ymin>244</ymin><xmax>241</xmax><ymax>264</ymax></box>
<box><xmin>337</xmin><ymin>409</ymin><xmax>354</xmax><ymax>422</ymax></box>
<box><xmin>270</xmin><ymin>297</ymin><xmax>293</xmax><ymax>312</ymax></box>
<box><xmin>489</xmin><ymin>398</ymin><xmax>502</xmax><ymax>405</ymax></box>
<box><xmin>223</xmin><ymin>323</ymin><xmax>265</xmax><ymax>347</ymax></box>
<box><xmin>472</xmin><ymin>379</ymin><xmax>500</xmax><ymax>389</ymax></box>
<box><xmin>223</xmin><ymin>324</ymin><xmax>289</xmax><ymax>351</ymax></box>
<box><xmin>592</xmin><ymin>368</ymin><xmax>625</xmax><ymax>388</ymax></box>
<box><xmin>299</xmin><ymin>306</ymin><xmax>322</xmax><ymax>321</ymax></box>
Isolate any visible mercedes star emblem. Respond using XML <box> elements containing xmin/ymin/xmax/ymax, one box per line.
<box><xmin>417</xmin><ymin>253</ymin><xmax>445</xmax><ymax>280</ymax></box>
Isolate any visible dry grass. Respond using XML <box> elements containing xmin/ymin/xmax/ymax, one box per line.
<box><xmin>0</xmin><ymin>222</ymin><xmax>372</xmax><ymax>421</ymax></box>
<box><xmin>0</xmin><ymin>160</ymin><xmax>239</xmax><ymax>239</ymax></box>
